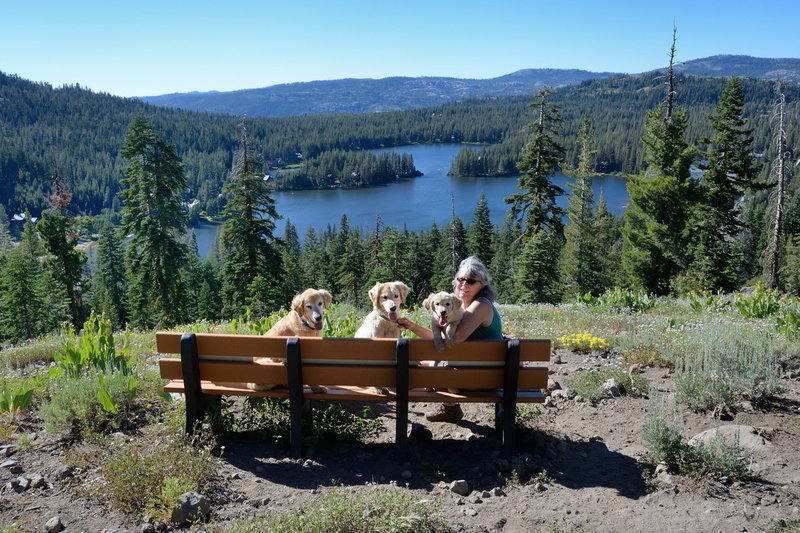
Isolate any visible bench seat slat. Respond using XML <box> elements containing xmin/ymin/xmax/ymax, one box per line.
<box><xmin>409</xmin><ymin>367</ymin><xmax>547</xmax><ymax>389</ymax></box>
<box><xmin>159</xmin><ymin>358</ymin><xmax>287</xmax><ymax>383</ymax></box>
<box><xmin>163</xmin><ymin>380</ymin><xmax>545</xmax><ymax>403</ymax></box>
<box><xmin>408</xmin><ymin>339</ymin><xmax>550</xmax><ymax>363</ymax></box>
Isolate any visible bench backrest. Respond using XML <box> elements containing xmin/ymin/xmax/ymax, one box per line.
<box><xmin>156</xmin><ymin>332</ymin><xmax>550</xmax><ymax>391</ymax></box>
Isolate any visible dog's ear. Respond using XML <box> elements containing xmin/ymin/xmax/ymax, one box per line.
<box><xmin>394</xmin><ymin>282</ymin><xmax>411</xmax><ymax>303</ymax></box>
<box><xmin>319</xmin><ymin>289</ymin><xmax>332</xmax><ymax>309</ymax></box>
<box><xmin>291</xmin><ymin>291</ymin><xmax>306</xmax><ymax>314</ymax></box>
<box><xmin>368</xmin><ymin>282</ymin><xmax>381</xmax><ymax>305</ymax></box>
<box><xmin>422</xmin><ymin>293</ymin><xmax>434</xmax><ymax>313</ymax></box>
<box><xmin>449</xmin><ymin>293</ymin><xmax>463</xmax><ymax>307</ymax></box>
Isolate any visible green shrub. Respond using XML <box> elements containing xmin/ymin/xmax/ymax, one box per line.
<box><xmin>40</xmin><ymin>371</ymin><xmax>138</xmax><ymax>434</ymax></box>
<box><xmin>578</xmin><ymin>288</ymin><xmax>656</xmax><ymax>314</ymax></box>
<box><xmin>675</xmin><ymin>333</ymin><xmax>784</xmax><ymax>414</ymax></box>
<box><xmin>87</xmin><ymin>408</ymin><xmax>218</xmax><ymax>518</ymax></box>
<box><xmin>734</xmin><ymin>286</ymin><xmax>781</xmax><ymax>318</ymax></box>
<box><xmin>223</xmin><ymin>397</ymin><xmax>384</xmax><ymax>446</ymax></box>
<box><xmin>226</xmin><ymin>485</ymin><xmax>455</xmax><ymax>533</ymax></box>
<box><xmin>776</xmin><ymin>308</ymin><xmax>800</xmax><ymax>340</ymax></box>
<box><xmin>53</xmin><ymin>313</ymin><xmax>132</xmax><ymax>378</ymax></box>
<box><xmin>564</xmin><ymin>366</ymin><xmax>647</xmax><ymax>404</ymax></box>
<box><xmin>643</xmin><ymin>396</ymin><xmax>750</xmax><ymax>481</ymax></box>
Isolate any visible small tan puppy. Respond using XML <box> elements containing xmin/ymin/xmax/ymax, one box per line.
<box><xmin>354</xmin><ymin>281</ymin><xmax>411</xmax><ymax>339</ymax></box>
<box><xmin>423</xmin><ymin>291</ymin><xmax>463</xmax><ymax>352</ymax></box>
<box><xmin>247</xmin><ymin>288</ymin><xmax>332</xmax><ymax>392</ymax></box>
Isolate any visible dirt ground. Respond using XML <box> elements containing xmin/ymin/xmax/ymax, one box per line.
<box><xmin>1</xmin><ymin>347</ymin><xmax>799</xmax><ymax>533</ymax></box>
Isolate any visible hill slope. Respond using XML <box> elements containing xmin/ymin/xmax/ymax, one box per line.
<box><xmin>138</xmin><ymin>69</ymin><xmax>616</xmax><ymax>117</ymax></box>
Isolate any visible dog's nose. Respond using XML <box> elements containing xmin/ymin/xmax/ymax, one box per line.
<box><xmin>389</xmin><ymin>306</ymin><xmax>397</xmax><ymax>312</ymax></box>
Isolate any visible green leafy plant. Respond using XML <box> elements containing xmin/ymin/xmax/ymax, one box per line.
<box><xmin>734</xmin><ymin>285</ymin><xmax>781</xmax><ymax>318</ymax></box>
<box><xmin>0</xmin><ymin>384</ymin><xmax>34</xmax><ymax>420</ymax></box>
<box><xmin>578</xmin><ymin>288</ymin><xmax>656</xmax><ymax>314</ymax></box>
<box><xmin>776</xmin><ymin>308</ymin><xmax>800</xmax><ymax>340</ymax></box>
<box><xmin>686</xmin><ymin>290</ymin><xmax>725</xmax><ymax>312</ymax></box>
<box><xmin>53</xmin><ymin>313</ymin><xmax>132</xmax><ymax>378</ymax></box>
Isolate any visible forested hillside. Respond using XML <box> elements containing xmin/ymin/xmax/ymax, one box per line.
<box><xmin>1</xmin><ymin>69</ymin><xmax>799</xmax><ymax>220</ymax></box>
<box><xmin>139</xmin><ymin>68</ymin><xmax>616</xmax><ymax>117</ymax></box>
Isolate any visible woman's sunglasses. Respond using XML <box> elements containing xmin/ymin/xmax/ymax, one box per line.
<box><xmin>456</xmin><ymin>277</ymin><xmax>479</xmax><ymax>285</ymax></box>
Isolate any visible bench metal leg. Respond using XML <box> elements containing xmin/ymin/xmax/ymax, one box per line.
<box><xmin>286</xmin><ymin>337</ymin><xmax>305</xmax><ymax>458</ymax></box>
<box><xmin>500</xmin><ymin>339</ymin><xmax>521</xmax><ymax>458</ymax></box>
<box><xmin>180</xmin><ymin>333</ymin><xmax>205</xmax><ymax>435</ymax></box>
<box><xmin>395</xmin><ymin>339</ymin><xmax>409</xmax><ymax>460</ymax></box>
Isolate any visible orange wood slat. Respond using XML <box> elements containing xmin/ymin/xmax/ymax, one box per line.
<box><xmin>159</xmin><ymin>358</ymin><xmax>287</xmax><ymax>383</ymax></box>
<box><xmin>155</xmin><ymin>332</ymin><xmax>287</xmax><ymax>358</ymax></box>
<box><xmin>407</xmin><ymin>338</ymin><xmax>551</xmax><ymax>363</ymax></box>
<box><xmin>408</xmin><ymin>367</ymin><xmax>548</xmax><ymax>389</ymax></box>
<box><xmin>295</xmin><ymin>337</ymin><xmax>398</xmax><ymax>361</ymax></box>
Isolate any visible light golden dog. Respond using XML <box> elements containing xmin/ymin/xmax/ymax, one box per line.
<box><xmin>247</xmin><ymin>288</ymin><xmax>332</xmax><ymax>392</ymax></box>
<box><xmin>423</xmin><ymin>291</ymin><xmax>463</xmax><ymax>353</ymax></box>
<box><xmin>354</xmin><ymin>281</ymin><xmax>411</xmax><ymax>395</ymax></box>
<box><xmin>354</xmin><ymin>281</ymin><xmax>411</xmax><ymax>339</ymax></box>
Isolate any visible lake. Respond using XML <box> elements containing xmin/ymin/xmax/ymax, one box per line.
<box><xmin>192</xmin><ymin>143</ymin><xmax>630</xmax><ymax>258</ymax></box>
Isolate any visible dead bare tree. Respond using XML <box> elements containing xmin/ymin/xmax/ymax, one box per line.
<box><xmin>764</xmin><ymin>84</ymin><xmax>791</xmax><ymax>289</ymax></box>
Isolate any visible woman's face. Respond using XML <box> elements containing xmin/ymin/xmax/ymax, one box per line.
<box><xmin>454</xmin><ymin>273</ymin><xmax>483</xmax><ymax>305</ymax></box>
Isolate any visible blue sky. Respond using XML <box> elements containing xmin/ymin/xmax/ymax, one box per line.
<box><xmin>3</xmin><ymin>0</ymin><xmax>799</xmax><ymax>98</ymax></box>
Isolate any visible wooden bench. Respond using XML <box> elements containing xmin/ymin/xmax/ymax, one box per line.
<box><xmin>156</xmin><ymin>332</ymin><xmax>550</xmax><ymax>458</ymax></box>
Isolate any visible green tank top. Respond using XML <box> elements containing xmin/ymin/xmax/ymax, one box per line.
<box><xmin>468</xmin><ymin>298</ymin><xmax>503</xmax><ymax>340</ymax></box>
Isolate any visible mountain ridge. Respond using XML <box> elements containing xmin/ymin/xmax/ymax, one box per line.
<box><xmin>138</xmin><ymin>55</ymin><xmax>800</xmax><ymax>117</ymax></box>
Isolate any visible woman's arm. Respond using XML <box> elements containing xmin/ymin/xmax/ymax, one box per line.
<box><xmin>451</xmin><ymin>298</ymin><xmax>492</xmax><ymax>343</ymax></box>
<box><xmin>396</xmin><ymin>316</ymin><xmax>432</xmax><ymax>338</ymax></box>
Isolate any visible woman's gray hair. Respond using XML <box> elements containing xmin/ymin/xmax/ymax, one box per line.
<box><xmin>453</xmin><ymin>255</ymin><xmax>499</xmax><ymax>301</ymax></box>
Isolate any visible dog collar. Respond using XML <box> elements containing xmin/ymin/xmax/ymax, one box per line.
<box><xmin>299</xmin><ymin>317</ymin><xmax>316</xmax><ymax>330</ymax></box>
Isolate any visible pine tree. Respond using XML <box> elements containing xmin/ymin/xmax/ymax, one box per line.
<box><xmin>682</xmin><ymin>77</ymin><xmax>761</xmax><ymax>292</ymax></box>
<box><xmin>279</xmin><ymin>220</ymin><xmax>304</xmax><ymax>304</ymax></box>
<box><xmin>467</xmin><ymin>192</ymin><xmax>494</xmax><ymax>265</ymax></box>
<box><xmin>764</xmin><ymin>85</ymin><xmax>791</xmax><ymax>290</ymax></box>
<box><xmin>490</xmin><ymin>215</ymin><xmax>521</xmax><ymax>302</ymax></box>
<box><xmin>505</xmin><ymin>88</ymin><xmax>565</xmax><ymax>239</ymax></box>
<box><xmin>219</xmin><ymin>120</ymin><xmax>283</xmax><ymax>317</ymax></box>
<box><xmin>37</xmin><ymin>176</ymin><xmax>87</xmax><ymax>330</ymax></box>
<box><xmin>621</xmin><ymin>32</ymin><xmax>697</xmax><ymax>294</ymax></box>
<box><xmin>91</xmin><ymin>223</ymin><xmax>128</xmax><ymax>327</ymax></box>
<box><xmin>119</xmin><ymin>115</ymin><xmax>190</xmax><ymax>328</ymax></box>
<box><xmin>561</xmin><ymin>119</ymin><xmax>600</xmax><ymax>297</ymax></box>
<box><xmin>505</xmin><ymin>88</ymin><xmax>565</xmax><ymax>301</ymax></box>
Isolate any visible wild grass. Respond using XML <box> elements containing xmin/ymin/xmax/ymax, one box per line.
<box><xmin>224</xmin><ymin>485</ymin><xmax>456</xmax><ymax>533</ymax></box>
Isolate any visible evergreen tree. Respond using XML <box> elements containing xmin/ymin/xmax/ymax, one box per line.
<box><xmin>219</xmin><ymin>120</ymin><xmax>283</xmax><ymax>317</ymax></box>
<box><xmin>279</xmin><ymin>220</ymin><xmax>304</xmax><ymax>304</ymax></box>
<box><xmin>37</xmin><ymin>176</ymin><xmax>87</xmax><ymax>330</ymax></box>
<box><xmin>467</xmin><ymin>191</ymin><xmax>494</xmax><ymax>265</ymax></box>
<box><xmin>91</xmin><ymin>223</ymin><xmax>128</xmax><ymax>327</ymax></box>
<box><xmin>682</xmin><ymin>77</ymin><xmax>761</xmax><ymax>292</ymax></box>
<box><xmin>592</xmin><ymin>195</ymin><xmax>624</xmax><ymax>293</ymax></box>
<box><xmin>621</xmin><ymin>35</ymin><xmax>697</xmax><ymax>294</ymax></box>
<box><xmin>0</xmin><ymin>204</ymin><xmax>12</xmax><ymax>255</ymax></box>
<box><xmin>490</xmin><ymin>215</ymin><xmax>521</xmax><ymax>302</ymax></box>
<box><xmin>119</xmin><ymin>114</ymin><xmax>190</xmax><ymax>328</ymax></box>
<box><xmin>505</xmin><ymin>88</ymin><xmax>565</xmax><ymax>301</ymax></box>
<box><xmin>505</xmin><ymin>88</ymin><xmax>565</xmax><ymax>239</ymax></box>
<box><xmin>561</xmin><ymin>119</ymin><xmax>600</xmax><ymax>297</ymax></box>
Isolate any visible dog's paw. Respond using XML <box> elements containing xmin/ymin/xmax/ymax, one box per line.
<box><xmin>309</xmin><ymin>385</ymin><xmax>328</xmax><ymax>394</ymax></box>
<box><xmin>247</xmin><ymin>382</ymin><xmax>278</xmax><ymax>391</ymax></box>
<box><xmin>367</xmin><ymin>386</ymin><xmax>391</xmax><ymax>395</ymax></box>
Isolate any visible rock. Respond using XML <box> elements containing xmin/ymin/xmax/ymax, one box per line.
<box><xmin>0</xmin><ymin>445</ymin><xmax>15</xmax><ymax>458</ymax></box>
<box><xmin>449</xmin><ymin>480</ymin><xmax>470</xmax><ymax>496</ymax></box>
<box><xmin>53</xmin><ymin>466</ymin><xmax>74</xmax><ymax>480</ymax></box>
<box><xmin>0</xmin><ymin>460</ymin><xmax>22</xmax><ymax>474</ymax></box>
<box><xmin>171</xmin><ymin>492</ymin><xmax>211</xmax><ymax>525</ymax></box>
<box><xmin>30</xmin><ymin>474</ymin><xmax>45</xmax><ymax>488</ymax></box>
<box><xmin>409</xmin><ymin>424</ymin><xmax>433</xmax><ymax>442</ymax></box>
<box><xmin>534</xmin><ymin>482</ymin><xmax>547</xmax><ymax>492</ymax></box>
<box><xmin>45</xmin><ymin>516</ymin><xmax>65</xmax><ymax>533</ymax></box>
<box><xmin>547</xmin><ymin>379</ymin><xmax>561</xmax><ymax>391</ymax></box>
<box><xmin>139</xmin><ymin>523</ymin><xmax>156</xmax><ymax>533</ymax></box>
<box><xmin>490</xmin><ymin>487</ymin><xmax>506</xmax><ymax>497</ymax></box>
<box><xmin>601</xmin><ymin>378</ymin><xmax>624</xmax><ymax>397</ymax></box>
<box><xmin>688</xmin><ymin>425</ymin><xmax>772</xmax><ymax>454</ymax></box>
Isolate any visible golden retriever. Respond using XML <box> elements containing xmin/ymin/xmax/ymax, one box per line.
<box><xmin>354</xmin><ymin>281</ymin><xmax>411</xmax><ymax>339</ymax></box>
<box><xmin>423</xmin><ymin>291</ymin><xmax>463</xmax><ymax>353</ymax></box>
<box><xmin>354</xmin><ymin>281</ymin><xmax>410</xmax><ymax>395</ymax></box>
<box><xmin>247</xmin><ymin>288</ymin><xmax>332</xmax><ymax>392</ymax></box>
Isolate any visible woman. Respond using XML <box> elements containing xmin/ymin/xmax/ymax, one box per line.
<box><xmin>397</xmin><ymin>256</ymin><xmax>503</xmax><ymax>421</ymax></box>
